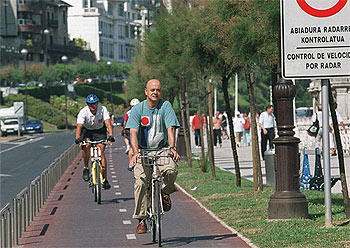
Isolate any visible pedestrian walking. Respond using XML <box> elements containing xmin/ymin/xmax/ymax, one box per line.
<box><xmin>259</xmin><ymin>105</ymin><xmax>275</xmax><ymax>159</ymax></box>
<box><xmin>213</xmin><ymin>111</ymin><xmax>223</xmax><ymax>147</ymax></box>
<box><xmin>192</xmin><ymin>111</ymin><xmax>205</xmax><ymax>148</ymax></box>
<box><xmin>242</xmin><ymin>113</ymin><xmax>251</xmax><ymax>146</ymax></box>
<box><xmin>221</xmin><ymin>111</ymin><xmax>229</xmax><ymax>140</ymax></box>
<box><xmin>233</xmin><ymin>111</ymin><xmax>244</xmax><ymax>147</ymax></box>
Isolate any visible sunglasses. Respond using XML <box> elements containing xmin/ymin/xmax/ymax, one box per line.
<box><xmin>88</xmin><ymin>103</ymin><xmax>97</xmax><ymax>106</ymax></box>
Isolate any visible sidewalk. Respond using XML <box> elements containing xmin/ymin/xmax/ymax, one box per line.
<box><xmin>190</xmin><ymin>134</ymin><xmax>350</xmax><ymax>194</ymax></box>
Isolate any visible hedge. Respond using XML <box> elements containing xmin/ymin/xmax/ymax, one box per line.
<box><xmin>87</xmin><ymin>80</ymin><xmax>124</xmax><ymax>93</ymax></box>
<box><xmin>19</xmin><ymin>85</ymin><xmax>65</xmax><ymax>102</ymax></box>
<box><xmin>75</xmin><ymin>84</ymin><xmax>125</xmax><ymax>105</ymax></box>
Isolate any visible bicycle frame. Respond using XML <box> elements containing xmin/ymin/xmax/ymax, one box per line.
<box><xmin>82</xmin><ymin>140</ymin><xmax>107</xmax><ymax>204</ymax></box>
<box><xmin>139</xmin><ymin>148</ymin><xmax>172</xmax><ymax>247</ymax></box>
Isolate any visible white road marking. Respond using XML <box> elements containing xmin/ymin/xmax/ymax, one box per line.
<box><xmin>126</xmin><ymin>234</ymin><xmax>136</xmax><ymax>240</ymax></box>
<box><xmin>112</xmin><ymin>180</ymin><xmax>118</xmax><ymax>183</ymax></box>
<box><xmin>111</xmin><ymin>171</ymin><xmax>116</xmax><ymax>174</ymax></box>
<box><xmin>41</xmin><ymin>145</ymin><xmax>53</xmax><ymax>149</ymax></box>
<box><xmin>0</xmin><ymin>137</ymin><xmax>44</xmax><ymax>154</ymax></box>
<box><xmin>110</xmin><ymin>167</ymin><xmax>115</xmax><ymax>171</ymax></box>
<box><xmin>119</xmin><ymin>209</ymin><xmax>127</xmax><ymax>212</ymax></box>
<box><xmin>113</xmin><ymin>185</ymin><xmax>119</xmax><ymax>188</ymax></box>
<box><xmin>112</xmin><ymin>175</ymin><xmax>117</xmax><ymax>178</ymax></box>
<box><xmin>0</xmin><ymin>174</ymin><xmax>12</xmax><ymax>177</ymax></box>
<box><xmin>123</xmin><ymin>220</ymin><xmax>132</xmax><ymax>225</ymax></box>
<box><xmin>115</xmin><ymin>192</ymin><xmax>121</xmax><ymax>195</ymax></box>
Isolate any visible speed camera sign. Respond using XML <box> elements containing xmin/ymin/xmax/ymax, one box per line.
<box><xmin>281</xmin><ymin>0</ymin><xmax>350</xmax><ymax>79</ymax></box>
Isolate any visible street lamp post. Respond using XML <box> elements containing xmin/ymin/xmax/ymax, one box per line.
<box><xmin>61</xmin><ymin>55</ymin><xmax>68</xmax><ymax>130</ymax></box>
<box><xmin>107</xmin><ymin>61</ymin><xmax>114</xmax><ymax>114</ymax></box>
<box><xmin>21</xmin><ymin>48</ymin><xmax>28</xmax><ymax>123</ymax></box>
<box><xmin>43</xmin><ymin>29</ymin><xmax>50</xmax><ymax>66</ymax></box>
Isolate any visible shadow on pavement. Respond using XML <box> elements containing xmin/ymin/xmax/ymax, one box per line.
<box><xmin>158</xmin><ymin>233</ymin><xmax>238</xmax><ymax>247</ymax></box>
<box><xmin>100</xmin><ymin>197</ymin><xmax>134</xmax><ymax>205</ymax></box>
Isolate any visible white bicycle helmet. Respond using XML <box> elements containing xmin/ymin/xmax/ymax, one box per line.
<box><xmin>130</xmin><ymin>98</ymin><xmax>140</xmax><ymax>106</ymax></box>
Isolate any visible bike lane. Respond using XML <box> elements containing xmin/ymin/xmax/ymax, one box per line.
<box><xmin>18</xmin><ymin>137</ymin><xmax>253</xmax><ymax>247</ymax></box>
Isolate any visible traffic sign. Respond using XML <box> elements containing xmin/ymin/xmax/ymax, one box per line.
<box><xmin>281</xmin><ymin>0</ymin><xmax>350</xmax><ymax>79</ymax></box>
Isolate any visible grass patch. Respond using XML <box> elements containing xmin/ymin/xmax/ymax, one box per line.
<box><xmin>176</xmin><ymin>162</ymin><xmax>350</xmax><ymax>248</ymax></box>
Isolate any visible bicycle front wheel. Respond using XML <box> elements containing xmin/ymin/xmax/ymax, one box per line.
<box><xmin>154</xmin><ymin>180</ymin><xmax>162</xmax><ymax>247</ymax></box>
<box><xmin>95</xmin><ymin>162</ymin><xmax>102</xmax><ymax>204</ymax></box>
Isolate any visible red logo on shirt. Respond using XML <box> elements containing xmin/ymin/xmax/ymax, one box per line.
<box><xmin>141</xmin><ymin>116</ymin><xmax>150</xmax><ymax>126</ymax></box>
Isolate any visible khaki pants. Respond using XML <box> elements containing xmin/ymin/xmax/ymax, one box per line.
<box><xmin>133</xmin><ymin>148</ymin><xmax>177</xmax><ymax>220</ymax></box>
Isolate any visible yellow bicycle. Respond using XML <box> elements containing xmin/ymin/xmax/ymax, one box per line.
<box><xmin>82</xmin><ymin>140</ymin><xmax>107</xmax><ymax>204</ymax></box>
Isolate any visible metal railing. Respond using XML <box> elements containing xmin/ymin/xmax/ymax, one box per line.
<box><xmin>0</xmin><ymin>144</ymin><xmax>80</xmax><ymax>247</ymax></box>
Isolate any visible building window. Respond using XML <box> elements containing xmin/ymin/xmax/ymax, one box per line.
<box><xmin>108</xmin><ymin>2</ymin><xmax>113</xmax><ymax>15</ymax></box>
<box><xmin>118</xmin><ymin>44</ymin><xmax>125</xmax><ymax>60</ymax></box>
<box><xmin>125</xmin><ymin>24</ymin><xmax>129</xmax><ymax>38</ymax></box>
<box><xmin>63</xmin><ymin>11</ymin><xmax>66</xmax><ymax>25</ymax></box>
<box><xmin>83</xmin><ymin>0</ymin><xmax>88</xmax><ymax>8</ymax></box>
<box><xmin>118</xmin><ymin>3</ymin><xmax>124</xmax><ymax>17</ymax></box>
<box><xmin>118</xmin><ymin>25</ymin><xmax>125</xmax><ymax>40</ymax></box>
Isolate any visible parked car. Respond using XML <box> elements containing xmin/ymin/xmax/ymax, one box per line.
<box><xmin>25</xmin><ymin>119</ymin><xmax>43</xmax><ymax>134</ymax></box>
<box><xmin>114</xmin><ymin>116</ymin><xmax>124</xmax><ymax>126</ymax></box>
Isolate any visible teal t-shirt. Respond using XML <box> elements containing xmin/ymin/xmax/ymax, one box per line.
<box><xmin>125</xmin><ymin>99</ymin><xmax>180</xmax><ymax>149</ymax></box>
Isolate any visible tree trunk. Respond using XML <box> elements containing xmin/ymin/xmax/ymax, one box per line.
<box><xmin>195</xmin><ymin>80</ymin><xmax>206</xmax><ymax>169</ymax></box>
<box><xmin>222</xmin><ymin>74</ymin><xmax>241</xmax><ymax>187</ymax></box>
<box><xmin>328</xmin><ymin>81</ymin><xmax>350</xmax><ymax>218</ymax></box>
<box><xmin>246</xmin><ymin>72</ymin><xmax>263</xmax><ymax>191</ymax></box>
<box><xmin>207</xmin><ymin>81</ymin><xmax>216</xmax><ymax>180</ymax></box>
<box><xmin>179</xmin><ymin>92</ymin><xmax>192</xmax><ymax>168</ymax></box>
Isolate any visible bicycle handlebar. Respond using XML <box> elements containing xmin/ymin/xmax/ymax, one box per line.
<box><xmin>81</xmin><ymin>140</ymin><xmax>108</xmax><ymax>146</ymax></box>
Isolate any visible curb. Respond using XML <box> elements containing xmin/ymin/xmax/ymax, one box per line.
<box><xmin>175</xmin><ymin>182</ymin><xmax>259</xmax><ymax>248</ymax></box>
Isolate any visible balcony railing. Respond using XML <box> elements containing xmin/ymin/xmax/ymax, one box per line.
<box><xmin>48</xmin><ymin>44</ymin><xmax>82</xmax><ymax>54</ymax></box>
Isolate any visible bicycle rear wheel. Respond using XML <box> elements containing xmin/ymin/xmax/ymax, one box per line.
<box><xmin>154</xmin><ymin>180</ymin><xmax>162</xmax><ymax>247</ymax></box>
<box><xmin>95</xmin><ymin>162</ymin><xmax>102</xmax><ymax>204</ymax></box>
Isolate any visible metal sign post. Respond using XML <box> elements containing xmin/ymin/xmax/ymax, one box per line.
<box><xmin>321</xmin><ymin>79</ymin><xmax>332</xmax><ymax>227</ymax></box>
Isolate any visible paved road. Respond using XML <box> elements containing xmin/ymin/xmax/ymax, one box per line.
<box><xmin>0</xmin><ymin>132</ymin><xmax>75</xmax><ymax>208</ymax></box>
<box><xmin>18</xmin><ymin>136</ymin><xmax>251</xmax><ymax>247</ymax></box>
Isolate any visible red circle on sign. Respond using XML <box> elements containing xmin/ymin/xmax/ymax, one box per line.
<box><xmin>141</xmin><ymin>117</ymin><xmax>149</xmax><ymax>126</ymax></box>
<box><xmin>296</xmin><ymin>0</ymin><xmax>348</xmax><ymax>17</ymax></box>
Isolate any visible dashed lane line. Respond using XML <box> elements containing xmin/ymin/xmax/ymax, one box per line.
<box><xmin>123</xmin><ymin>220</ymin><xmax>132</xmax><ymax>225</ymax></box>
<box><xmin>126</xmin><ymin>234</ymin><xmax>136</xmax><ymax>240</ymax></box>
<box><xmin>113</xmin><ymin>185</ymin><xmax>119</xmax><ymax>188</ymax></box>
<box><xmin>119</xmin><ymin>209</ymin><xmax>127</xmax><ymax>212</ymax></box>
<box><xmin>115</xmin><ymin>192</ymin><xmax>122</xmax><ymax>195</ymax></box>
<box><xmin>112</xmin><ymin>180</ymin><xmax>118</xmax><ymax>183</ymax></box>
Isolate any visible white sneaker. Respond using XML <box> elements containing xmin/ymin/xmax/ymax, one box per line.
<box><xmin>125</xmin><ymin>145</ymin><xmax>130</xmax><ymax>154</ymax></box>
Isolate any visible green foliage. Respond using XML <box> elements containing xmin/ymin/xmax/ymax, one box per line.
<box><xmin>74</xmin><ymin>38</ymin><xmax>87</xmax><ymax>49</ymax></box>
<box><xmin>18</xmin><ymin>85</ymin><xmax>65</xmax><ymax>102</ymax></box>
<box><xmin>50</xmin><ymin>95</ymin><xmax>83</xmax><ymax>117</ymax></box>
<box><xmin>88</xmin><ymin>81</ymin><xmax>125</xmax><ymax>94</ymax></box>
<box><xmin>75</xmin><ymin>84</ymin><xmax>125</xmax><ymax>106</ymax></box>
<box><xmin>4</xmin><ymin>94</ymin><xmax>66</xmax><ymax>127</ymax></box>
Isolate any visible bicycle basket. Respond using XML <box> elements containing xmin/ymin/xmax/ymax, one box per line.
<box><xmin>140</xmin><ymin>149</ymin><xmax>171</xmax><ymax>166</ymax></box>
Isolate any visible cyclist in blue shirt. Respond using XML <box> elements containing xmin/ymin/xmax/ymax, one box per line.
<box><xmin>126</xmin><ymin>79</ymin><xmax>180</xmax><ymax>234</ymax></box>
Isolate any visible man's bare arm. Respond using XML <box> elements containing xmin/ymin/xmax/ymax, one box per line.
<box><xmin>130</xmin><ymin>128</ymin><xmax>140</xmax><ymax>165</ymax></box>
<box><xmin>167</xmin><ymin>126</ymin><xmax>180</xmax><ymax>161</ymax></box>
